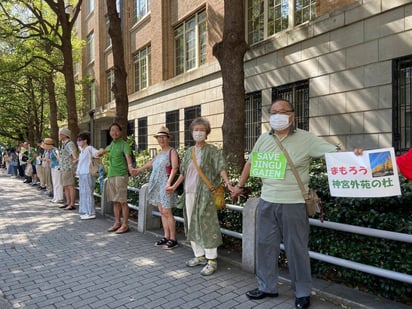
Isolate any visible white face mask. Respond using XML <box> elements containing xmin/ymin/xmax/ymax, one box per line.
<box><xmin>270</xmin><ymin>114</ymin><xmax>291</xmax><ymax>131</ymax></box>
<box><xmin>192</xmin><ymin>130</ymin><xmax>206</xmax><ymax>142</ymax></box>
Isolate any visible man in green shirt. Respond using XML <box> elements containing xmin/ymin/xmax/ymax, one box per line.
<box><xmin>99</xmin><ymin>123</ymin><xmax>134</xmax><ymax>234</ymax></box>
<box><xmin>232</xmin><ymin>99</ymin><xmax>338</xmax><ymax>309</ymax></box>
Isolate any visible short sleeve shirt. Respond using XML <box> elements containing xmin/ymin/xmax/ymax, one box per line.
<box><xmin>60</xmin><ymin>139</ymin><xmax>77</xmax><ymax>171</ymax></box>
<box><xmin>250</xmin><ymin>129</ymin><xmax>337</xmax><ymax>203</ymax></box>
<box><xmin>107</xmin><ymin>139</ymin><xmax>131</xmax><ymax>177</ymax></box>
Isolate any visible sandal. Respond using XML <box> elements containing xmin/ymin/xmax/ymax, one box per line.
<box><xmin>59</xmin><ymin>204</ymin><xmax>68</xmax><ymax>209</ymax></box>
<box><xmin>163</xmin><ymin>239</ymin><xmax>179</xmax><ymax>250</ymax></box>
<box><xmin>115</xmin><ymin>226</ymin><xmax>129</xmax><ymax>234</ymax></box>
<box><xmin>155</xmin><ymin>237</ymin><xmax>168</xmax><ymax>246</ymax></box>
<box><xmin>64</xmin><ymin>205</ymin><xmax>76</xmax><ymax>210</ymax></box>
<box><xmin>107</xmin><ymin>224</ymin><xmax>121</xmax><ymax>232</ymax></box>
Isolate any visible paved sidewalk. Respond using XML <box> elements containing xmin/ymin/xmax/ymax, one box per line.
<box><xmin>0</xmin><ymin>171</ymin><xmax>408</xmax><ymax>309</ymax></box>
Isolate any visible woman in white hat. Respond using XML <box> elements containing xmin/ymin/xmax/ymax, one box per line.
<box><xmin>134</xmin><ymin>126</ymin><xmax>180</xmax><ymax>249</ymax></box>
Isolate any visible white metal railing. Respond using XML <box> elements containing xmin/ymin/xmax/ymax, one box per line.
<box><xmin>94</xmin><ymin>183</ymin><xmax>412</xmax><ymax>284</ymax></box>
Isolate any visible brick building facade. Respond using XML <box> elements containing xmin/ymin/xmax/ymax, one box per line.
<box><xmin>75</xmin><ymin>0</ymin><xmax>412</xmax><ymax>154</ymax></box>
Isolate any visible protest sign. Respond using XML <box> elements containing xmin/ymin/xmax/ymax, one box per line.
<box><xmin>250</xmin><ymin>152</ymin><xmax>287</xmax><ymax>179</ymax></box>
<box><xmin>325</xmin><ymin>148</ymin><xmax>401</xmax><ymax>197</ymax></box>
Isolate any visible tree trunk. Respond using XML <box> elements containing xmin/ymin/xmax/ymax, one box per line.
<box><xmin>61</xmin><ymin>34</ymin><xmax>79</xmax><ymax>139</ymax></box>
<box><xmin>213</xmin><ymin>0</ymin><xmax>249</xmax><ymax>171</ymax></box>
<box><xmin>107</xmin><ymin>0</ymin><xmax>129</xmax><ymax>139</ymax></box>
<box><xmin>44</xmin><ymin>0</ymin><xmax>82</xmax><ymax>140</ymax></box>
<box><xmin>46</xmin><ymin>74</ymin><xmax>59</xmax><ymax>144</ymax></box>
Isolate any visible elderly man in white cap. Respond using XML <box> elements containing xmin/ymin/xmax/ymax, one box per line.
<box><xmin>58</xmin><ymin>128</ymin><xmax>78</xmax><ymax>210</ymax></box>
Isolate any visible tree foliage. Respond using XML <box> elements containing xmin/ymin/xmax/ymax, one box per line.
<box><xmin>0</xmin><ymin>0</ymin><xmax>83</xmax><ymax>145</ymax></box>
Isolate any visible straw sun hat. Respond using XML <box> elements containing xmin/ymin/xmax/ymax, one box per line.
<box><xmin>153</xmin><ymin>126</ymin><xmax>172</xmax><ymax>138</ymax></box>
<box><xmin>41</xmin><ymin>138</ymin><xmax>55</xmax><ymax>150</ymax></box>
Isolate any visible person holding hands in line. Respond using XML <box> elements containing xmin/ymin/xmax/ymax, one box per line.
<box><xmin>76</xmin><ymin>132</ymin><xmax>100</xmax><ymax>220</ymax></box>
<box><xmin>231</xmin><ymin>99</ymin><xmax>341</xmax><ymax>309</ymax></box>
<box><xmin>98</xmin><ymin>123</ymin><xmax>134</xmax><ymax>234</ymax></box>
<box><xmin>166</xmin><ymin>117</ymin><xmax>234</xmax><ymax>276</ymax></box>
<box><xmin>133</xmin><ymin>126</ymin><xmax>179</xmax><ymax>249</ymax></box>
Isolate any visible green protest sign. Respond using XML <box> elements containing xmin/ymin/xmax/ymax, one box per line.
<box><xmin>250</xmin><ymin>152</ymin><xmax>287</xmax><ymax>179</ymax></box>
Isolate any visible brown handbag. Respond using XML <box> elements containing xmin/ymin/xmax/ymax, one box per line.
<box><xmin>272</xmin><ymin>135</ymin><xmax>323</xmax><ymax>220</ymax></box>
<box><xmin>191</xmin><ymin>147</ymin><xmax>226</xmax><ymax>210</ymax></box>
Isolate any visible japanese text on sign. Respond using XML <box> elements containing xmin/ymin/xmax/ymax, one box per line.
<box><xmin>325</xmin><ymin>148</ymin><xmax>401</xmax><ymax>198</ymax></box>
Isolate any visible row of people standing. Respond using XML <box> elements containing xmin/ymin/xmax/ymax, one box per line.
<box><xmin>131</xmin><ymin>102</ymin><xmax>338</xmax><ymax>309</ymax></box>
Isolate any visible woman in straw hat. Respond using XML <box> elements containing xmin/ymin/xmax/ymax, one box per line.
<box><xmin>40</xmin><ymin>138</ymin><xmax>54</xmax><ymax>197</ymax></box>
<box><xmin>42</xmin><ymin>138</ymin><xmax>64</xmax><ymax>203</ymax></box>
<box><xmin>134</xmin><ymin>126</ymin><xmax>179</xmax><ymax>249</ymax></box>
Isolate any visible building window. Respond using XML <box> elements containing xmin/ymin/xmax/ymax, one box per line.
<box><xmin>134</xmin><ymin>46</ymin><xmax>151</xmax><ymax>91</ymax></box>
<box><xmin>88</xmin><ymin>80</ymin><xmax>96</xmax><ymax>109</ymax></box>
<box><xmin>106</xmin><ymin>17</ymin><xmax>111</xmax><ymax>48</ymax></box>
<box><xmin>87</xmin><ymin>32</ymin><xmax>95</xmax><ymax>64</ymax></box>
<box><xmin>272</xmin><ymin>80</ymin><xmax>309</xmax><ymax>130</ymax></box>
<box><xmin>137</xmin><ymin>117</ymin><xmax>148</xmax><ymax>152</ymax></box>
<box><xmin>393</xmin><ymin>56</ymin><xmax>412</xmax><ymax>153</ymax></box>
<box><xmin>107</xmin><ymin>69</ymin><xmax>115</xmax><ymax>102</ymax></box>
<box><xmin>134</xmin><ymin>0</ymin><xmax>151</xmax><ymax>24</ymax></box>
<box><xmin>87</xmin><ymin>0</ymin><xmax>94</xmax><ymax>14</ymax></box>
<box><xmin>247</xmin><ymin>0</ymin><xmax>317</xmax><ymax>45</ymax></box>
<box><xmin>127</xmin><ymin>120</ymin><xmax>136</xmax><ymax>151</ymax></box>
<box><xmin>295</xmin><ymin>0</ymin><xmax>317</xmax><ymax>26</ymax></box>
<box><xmin>106</xmin><ymin>1</ymin><xmax>122</xmax><ymax>47</ymax></box>
<box><xmin>166</xmin><ymin>110</ymin><xmax>180</xmax><ymax>149</ymax></box>
<box><xmin>184</xmin><ymin>105</ymin><xmax>201</xmax><ymax>146</ymax></box>
<box><xmin>245</xmin><ymin>91</ymin><xmax>262</xmax><ymax>153</ymax></box>
<box><xmin>175</xmin><ymin>10</ymin><xmax>207</xmax><ymax>75</ymax></box>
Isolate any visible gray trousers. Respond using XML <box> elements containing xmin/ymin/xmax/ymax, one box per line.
<box><xmin>256</xmin><ymin>199</ymin><xmax>312</xmax><ymax>297</ymax></box>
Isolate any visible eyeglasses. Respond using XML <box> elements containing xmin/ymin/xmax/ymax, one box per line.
<box><xmin>270</xmin><ymin>110</ymin><xmax>294</xmax><ymax>115</ymax></box>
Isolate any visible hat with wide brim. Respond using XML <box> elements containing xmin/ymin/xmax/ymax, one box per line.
<box><xmin>153</xmin><ymin>126</ymin><xmax>172</xmax><ymax>139</ymax></box>
<box><xmin>59</xmin><ymin>128</ymin><xmax>71</xmax><ymax>138</ymax></box>
<box><xmin>41</xmin><ymin>138</ymin><xmax>55</xmax><ymax>150</ymax></box>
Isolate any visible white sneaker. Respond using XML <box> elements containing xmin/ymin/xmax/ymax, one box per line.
<box><xmin>80</xmin><ymin>214</ymin><xmax>96</xmax><ymax>220</ymax></box>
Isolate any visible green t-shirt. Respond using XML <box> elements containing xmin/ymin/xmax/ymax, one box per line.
<box><xmin>106</xmin><ymin>139</ymin><xmax>131</xmax><ymax>177</ymax></box>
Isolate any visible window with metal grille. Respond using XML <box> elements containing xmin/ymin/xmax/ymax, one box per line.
<box><xmin>166</xmin><ymin>110</ymin><xmax>180</xmax><ymax>149</ymax></box>
<box><xmin>245</xmin><ymin>91</ymin><xmax>262</xmax><ymax>153</ymax></box>
<box><xmin>127</xmin><ymin>120</ymin><xmax>136</xmax><ymax>151</ymax></box>
<box><xmin>137</xmin><ymin>117</ymin><xmax>148</xmax><ymax>152</ymax></box>
<box><xmin>393</xmin><ymin>56</ymin><xmax>412</xmax><ymax>153</ymax></box>
<box><xmin>272</xmin><ymin>80</ymin><xmax>309</xmax><ymax>130</ymax></box>
<box><xmin>184</xmin><ymin>105</ymin><xmax>201</xmax><ymax>146</ymax></box>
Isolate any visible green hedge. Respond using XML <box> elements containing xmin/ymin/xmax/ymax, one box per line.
<box><xmin>308</xmin><ymin>159</ymin><xmax>411</xmax><ymax>304</ymax></box>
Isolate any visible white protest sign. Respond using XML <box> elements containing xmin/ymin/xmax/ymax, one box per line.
<box><xmin>325</xmin><ymin>148</ymin><xmax>401</xmax><ymax>197</ymax></box>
